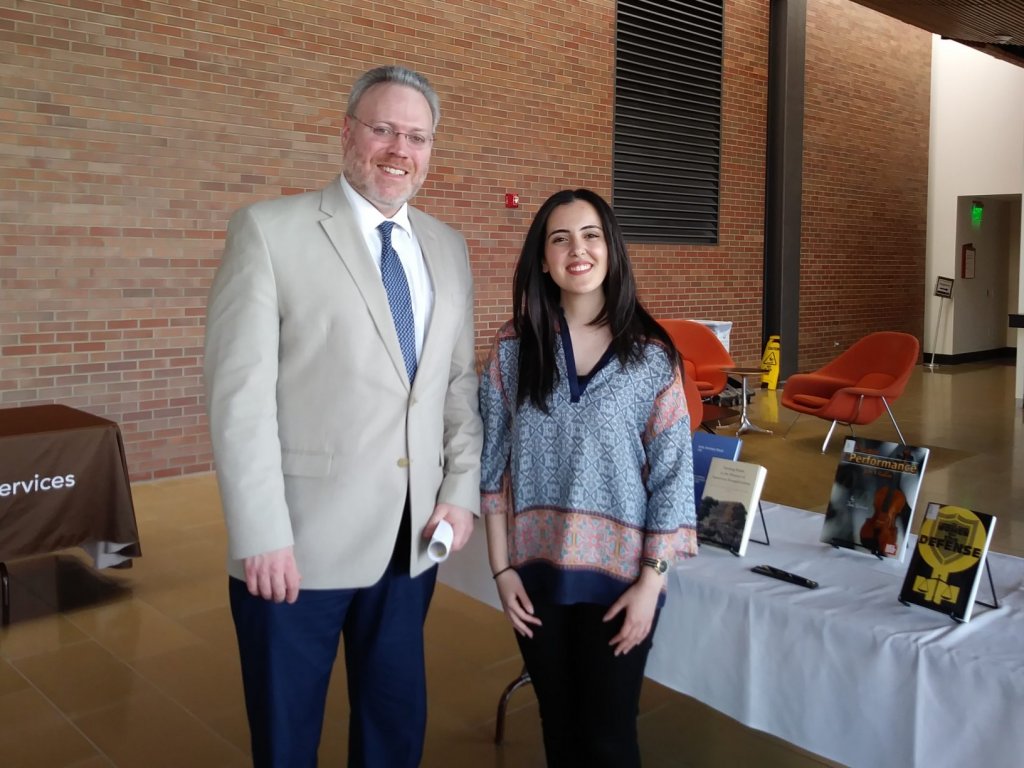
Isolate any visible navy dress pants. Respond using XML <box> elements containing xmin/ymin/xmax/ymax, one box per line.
<box><xmin>229</xmin><ymin>514</ymin><xmax>437</xmax><ymax>768</ymax></box>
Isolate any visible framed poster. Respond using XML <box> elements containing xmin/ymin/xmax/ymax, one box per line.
<box><xmin>961</xmin><ymin>244</ymin><xmax>976</xmax><ymax>279</ymax></box>
<box><xmin>934</xmin><ymin>276</ymin><xmax>954</xmax><ymax>298</ymax></box>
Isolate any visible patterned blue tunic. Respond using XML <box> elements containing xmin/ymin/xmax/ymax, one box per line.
<box><xmin>480</xmin><ymin>320</ymin><xmax>697</xmax><ymax>607</ymax></box>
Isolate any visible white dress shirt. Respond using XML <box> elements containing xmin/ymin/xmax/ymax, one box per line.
<box><xmin>340</xmin><ymin>175</ymin><xmax>434</xmax><ymax>360</ymax></box>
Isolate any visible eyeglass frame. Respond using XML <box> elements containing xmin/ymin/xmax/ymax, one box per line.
<box><xmin>348</xmin><ymin>115</ymin><xmax>434</xmax><ymax>148</ymax></box>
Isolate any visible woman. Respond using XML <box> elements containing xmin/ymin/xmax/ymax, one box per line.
<box><xmin>479</xmin><ymin>189</ymin><xmax>697</xmax><ymax>767</ymax></box>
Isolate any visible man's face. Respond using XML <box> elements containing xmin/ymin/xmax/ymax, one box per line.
<box><xmin>342</xmin><ymin>83</ymin><xmax>434</xmax><ymax>217</ymax></box>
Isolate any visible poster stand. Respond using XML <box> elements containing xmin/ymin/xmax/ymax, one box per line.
<box><xmin>927</xmin><ymin>277</ymin><xmax>955</xmax><ymax>370</ymax></box>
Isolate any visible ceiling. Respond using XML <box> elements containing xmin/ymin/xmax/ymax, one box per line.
<box><xmin>852</xmin><ymin>0</ymin><xmax>1024</xmax><ymax>68</ymax></box>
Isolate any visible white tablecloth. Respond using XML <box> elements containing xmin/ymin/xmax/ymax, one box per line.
<box><xmin>645</xmin><ymin>503</ymin><xmax>1024</xmax><ymax>768</ymax></box>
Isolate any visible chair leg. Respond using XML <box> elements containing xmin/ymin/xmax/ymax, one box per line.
<box><xmin>782</xmin><ymin>413</ymin><xmax>801</xmax><ymax>439</ymax></box>
<box><xmin>494</xmin><ymin>667</ymin><xmax>532</xmax><ymax>745</ymax></box>
<box><xmin>821</xmin><ymin>420</ymin><xmax>839</xmax><ymax>452</ymax></box>
<box><xmin>882</xmin><ymin>397</ymin><xmax>907</xmax><ymax>445</ymax></box>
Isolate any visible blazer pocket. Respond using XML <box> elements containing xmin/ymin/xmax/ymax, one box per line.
<box><xmin>281</xmin><ymin>448</ymin><xmax>333</xmax><ymax>477</ymax></box>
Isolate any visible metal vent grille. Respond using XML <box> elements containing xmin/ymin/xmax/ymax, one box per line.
<box><xmin>613</xmin><ymin>0</ymin><xmax>724</xmax><ymax>244</ymax></box>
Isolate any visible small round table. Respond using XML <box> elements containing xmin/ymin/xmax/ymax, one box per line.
<box><xmin>721</xmin><ymin>367</ymin><xmax>773</xmax><ymax>435</ymax></box>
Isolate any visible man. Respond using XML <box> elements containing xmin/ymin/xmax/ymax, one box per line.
<box><xmin>204</xmin><ymin>65</ymin><xmax>482</xmax><ymax>767</ymax></box>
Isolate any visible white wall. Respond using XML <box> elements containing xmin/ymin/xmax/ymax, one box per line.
<box><xmin>926</xmin><ymin>38</ymin><xmax>1024</xmax><ymax>394</ymax></box>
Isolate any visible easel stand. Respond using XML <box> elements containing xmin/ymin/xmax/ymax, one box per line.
<box><xmin>829</xmin><ymin>538</ymin><xmax>884</xmax><ymax>560</ymax></box>
<box><xmin>953</xmin><ymin>560</ymin><xmax>1000</xmax><ymax>623</ymax></box>
<box><xmin>974</xmin><ymin>560</ymin><xmax>1000</xmax><ymax>611</ymax></box>
<box><xmin>897</xmin><ymin>560</ymin><xmax>1000</xmax><ymax>624</ymax></box>
<box><xmin>731</xmin><ymin>502</ymin><xmax>771</xmax><ymax>556</ymax></box>
<box><xmin>926</xmin><ymin>296</ymin><xmax>948</xmax><ymax>370</ymax></box>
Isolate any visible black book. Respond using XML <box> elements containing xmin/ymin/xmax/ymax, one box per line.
<box><xmin>899</xmin><ymin>502</ymin><xmax>997</xmax><ymax>623</ymax></box>
<box><xmin>819</xmin><ymin>437</ymin><xmax>929</xmax><ymax>561</ymax></box>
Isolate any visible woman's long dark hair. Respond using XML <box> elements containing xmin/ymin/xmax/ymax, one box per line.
<box><xmin>512</xmin><ymin>188</ymin><xmax>678</xmax><ymax>411</ymax></box>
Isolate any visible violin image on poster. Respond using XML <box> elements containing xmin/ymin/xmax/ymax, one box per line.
<box><xmin>820</xmin><ymin>437</ymin><xmax>930</xmax><ymax>561</ymax></box>
<box><xmin>859</xmin><ymin>469</ymin><xmax>908</xmax><ymax>557</ymax></box>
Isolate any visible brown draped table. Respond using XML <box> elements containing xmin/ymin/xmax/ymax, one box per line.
<box><xmin>0</xmin><ymin>404</ymin><xmax>141</xmax><ymax>624</ymax></box>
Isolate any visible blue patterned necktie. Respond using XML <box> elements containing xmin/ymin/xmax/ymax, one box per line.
<box><xmin>377</xmin><ymin>221</ymin><xmax>418</xmax><ymax>383</ymax></box>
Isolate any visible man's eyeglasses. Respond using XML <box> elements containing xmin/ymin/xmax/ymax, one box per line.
<box><xmin>350</xmin><ymin>115</ymin><xmax>433</xmax><ymax>148</ymax></box>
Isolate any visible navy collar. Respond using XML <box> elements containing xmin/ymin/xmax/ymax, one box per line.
<box><xmin>557</xmin><ymin>309</ymin><xmax>614</xmax><ymax>403</ymax></box>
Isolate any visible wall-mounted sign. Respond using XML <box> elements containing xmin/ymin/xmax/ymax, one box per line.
<box><xmin>935</xmin><ymin>276</ymin><xmax>954</xmax><ymax>298</ymax></box>
<box><xmin>961</xmin><ymin>244</ymin><xmax>976</xmax><ymax>279</ymax></box>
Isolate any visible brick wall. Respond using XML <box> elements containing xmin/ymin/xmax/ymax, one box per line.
<box><xmin>800</xmin><ymin>0</ymin><xmax>931</xmax><ymax>369</ymax></box>
<box><xmin>0</xmin><ymin>0</ymin><xmax>926</xmax><ymax>479</ymax></box>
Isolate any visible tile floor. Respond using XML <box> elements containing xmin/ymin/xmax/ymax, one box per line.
<box><xmin>1</xmin><ymin>361</ymin><xmax>1021</xmax><ymax>767</ymax></box>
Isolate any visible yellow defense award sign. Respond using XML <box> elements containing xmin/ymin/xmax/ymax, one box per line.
<box><xmin>899</xmin><ymin>503</ymin><xmax>997</xmax><ymax>622</ymax></box>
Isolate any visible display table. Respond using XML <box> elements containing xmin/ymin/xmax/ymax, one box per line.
<box><xmin>439</xmin><ymin>504</ymin><xmax>1024</xmax><ymax>767</ymax></box>
<box><xmin>0</xmin><ymin>405</ymin><xmax>141</xmax><ymax>623</ymax></box>
<box><xmin>646</xmin><ymin>503</ymin><xmax>1024</xmax><ymax>768</ymax></box>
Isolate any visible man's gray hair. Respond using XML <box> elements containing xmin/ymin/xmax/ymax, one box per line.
<box><xmin>347</xmin><ymin>66</ymin><xmax>441</xmax><ymax>131</ymax></box>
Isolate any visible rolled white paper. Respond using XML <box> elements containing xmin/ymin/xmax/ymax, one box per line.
<box><xmin>428</xmin><ymin>519</ymin><xmax>454</xmax><ymax>563</ymax></box>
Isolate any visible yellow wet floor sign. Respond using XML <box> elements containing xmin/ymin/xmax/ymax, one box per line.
<box><xmin>761</xmin><ymin>335</ymin><xmax>780</xmax><ymax>390</ymax></box>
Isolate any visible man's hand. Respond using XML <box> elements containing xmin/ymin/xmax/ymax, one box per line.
<box><xmin>424</xmin><ymin>503</ymin><xmax>474</xmax><ymax>551</ymax></box>
<box><xmin>243</xmin><ymin>545</ymin><xmax>302</xmax><ymax>604</ymax></box>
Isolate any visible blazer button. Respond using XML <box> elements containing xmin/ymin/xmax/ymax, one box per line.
<box><xmin>397</xmin><ymin>458</ymin><xmax>410</xmax><ymax>468</ymax></box>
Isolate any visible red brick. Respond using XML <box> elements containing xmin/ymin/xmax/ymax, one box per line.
<box><xmin>0</xmin><ymin>0</ymin><xmax>927</xmax><ymax>480</ymax></box>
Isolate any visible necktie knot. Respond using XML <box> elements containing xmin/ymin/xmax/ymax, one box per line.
<box><xmin>377</xmin><ymin>220</ymin><xmax>417</xmax><ymax>383</ymax></box>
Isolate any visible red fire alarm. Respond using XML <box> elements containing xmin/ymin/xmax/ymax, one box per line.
<box><xmin>505</xmin><ymin>193</ymin><xmax>520</xmax><ymax>209</ymax></box>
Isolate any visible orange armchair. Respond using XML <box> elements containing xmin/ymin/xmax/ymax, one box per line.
<box><xmin>781</xmin><ymin>332</ymin><xmax>920</xmax><ymax>452</ymax></box>
<box><xmin>658</xmin><ymin>319</ymin><xmax>735</xmax><ymax>399</ymax></box>
<box><xmin>680</xmin><ymin>362</ymin><xmax>703</xmax><ymax>434</ymax></box>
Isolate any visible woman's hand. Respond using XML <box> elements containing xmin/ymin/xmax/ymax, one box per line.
<box><xmin>603</xmin><ymin>570</ymin><xmax>663</xmax><ymax>655</ymax></box>
<box><xmin>494</xmin><ymin>569</ymin><xmax>542</xmax><ymax>638</ymax></box>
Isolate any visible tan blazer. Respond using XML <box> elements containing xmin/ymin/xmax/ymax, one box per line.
<box><xmin>204</xmin><ymin>177</ymin><xmax>482</xmax><ymax>588</ymax></box>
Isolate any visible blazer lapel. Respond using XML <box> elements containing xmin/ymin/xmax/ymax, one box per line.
<box><xmin>409</xmin><ymin>208</ymin><xmax>450</xmax><ymax>388</ymax></box>
<box><xmin>318</xmin><ymin>177</ymin><xmax>410</xmax><ymax>387</ymax></box>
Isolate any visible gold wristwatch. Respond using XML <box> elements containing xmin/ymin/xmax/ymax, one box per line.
<box><xmin>640</xmin><ymin>556</ymin><xmax>669</xmax><ymax>575</ymax></box>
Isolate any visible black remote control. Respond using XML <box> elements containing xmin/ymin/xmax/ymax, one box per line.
<box><xmin>751</xmin><ymin>564</ymin><xmax>819</xmax><ymax>589</ymax></box>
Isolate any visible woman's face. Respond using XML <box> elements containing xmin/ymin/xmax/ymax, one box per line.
<box><xmin>542</xmin><ymin>200</ymin><xmax>609</xmax><ymax>301</ymax></box>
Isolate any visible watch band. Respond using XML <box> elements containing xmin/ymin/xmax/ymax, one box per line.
<box><xmin>640</xmin><ymin>556</ymin><xmax>668</xmax><ymax>574</ymax></box>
